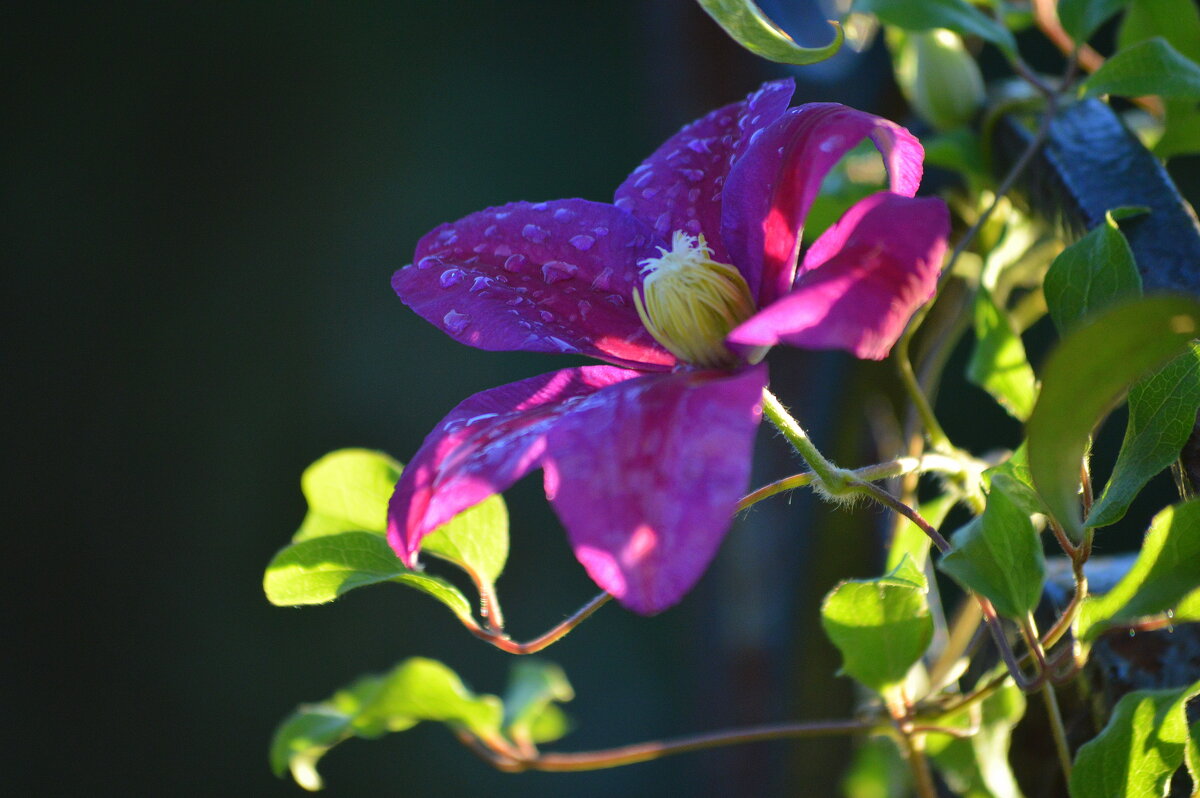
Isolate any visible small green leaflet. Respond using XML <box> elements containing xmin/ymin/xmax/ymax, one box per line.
<box><xmin>696</xmin><ymin>0</ymin><xmax>844</xmax><ymax>65</ymax></box>
<box><xmin>820</xmin><ymin>557</ymin><xmax>933</xmax><ymax>698</ymax></box>
<box><xmin>293</xmin><ymin>448</ymin><xmax>401</xmax><ymax>541</ymax></box>
<box><xmin>1026</xmin><ymin>296</ymin><xmax>1200</xmax><ymax>542</ymax></box>
<box><xmin>1069</xmin><ymin>681</ymin><xmax>1200</xmax><ymax>798</ymax></box>
<box><xmin>967</xmin><ymin>287</ymin><xmax>1038</xmax><ymax>420</ymax></box>
<box><xmin>1043</xmin><ymin>210</ymin><xmax>1143</xmax><ymax>337</ymax></box>
<box><xmin>271</xmin><ymin>658</ymin><xmax>508</xmax><ymax>791</ymax></box>
<box><xmin>1082</xmin><ymin>37</ymin><xmax>1200</xmax><ymax>100</ymax></box>
<box><xmin>986</xmin><ymin>444</ymin><xmax>1049</xmax><ymax>519</ymax></box>
<box><xmin>939</xmin><ymin>484</ymin><xmax>1045</xmax><ymax>621</ymax></box>
<box><xmin>1056</xmin><ymin>0</ymin><xmax>1129</xmax><ymax>44</ymax></box>
<box><xmin>1077</xmin><ymin>498</ymin><xmax>1200</xmax><ymax>641</ymax></box>
<box><xmin>1087</xmin><ymin>345</ymin><xmax>1200</xmax><ymax>528</ymax></box>
<box><xmin>852</xmin><ymin>0</ymin><xmax>1017</xmax><ymax>56</ymax></box>
<box><xmin>502</xmin><ymin>660</ymin><xmax>575</xmax><ymax>746</ymax></box>
<box><xmin>1117</xmin><ymin>0</ymin><xmax>1200</xmax><ymax>158</ymax></box>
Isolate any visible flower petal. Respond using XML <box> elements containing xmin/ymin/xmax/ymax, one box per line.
<box><xmin>613</xmin><ymin>79</ymin><xmax>794</xmax><ymax>261</ymax></box>
<box><xmin>543</xmin><ymin>365</ymin><xmax>767</xmax><ymax>614</ymax></box>
<box><xmin>721</xmin><ymin>103</ymin><xmax>925</xmax><ymax>306</ymax></box>
<box><xmin>394</xmin><ymin>199</ymin><xmax>674</xmax><ymax>369</ymax></box>
<box><xmin>727</xmin><ymin>193</ymin><xmax>949</xmax><ymax>360</ymax></box>
<box><xmin>387</xmin><ymin>366</ymin><xmax>642</xmax><ymax>565</ymax></box>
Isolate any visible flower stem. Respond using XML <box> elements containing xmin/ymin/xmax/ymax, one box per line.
<box><xmin>900</xmin><ymin>733</ymin><xmax>939</xmax><ymax>798</ymax></box>
<box><xmin>760</xmin><ymin>388</ymin><xmax>850</xmax><ymax>493</ymax></box>
<box><xmin>459</xmin><ymin>717</ymin><xmax>872</xmax><ymax>773</ymax></box>
<box><xmin>468</xmin><ymin>592</ymin><xmax>611</xmax><ymax>654</ymax></box>
<box><xmin>895</xmin><ymin>321</ymin><xmax>955</xmax><ymax>455</ymax></box>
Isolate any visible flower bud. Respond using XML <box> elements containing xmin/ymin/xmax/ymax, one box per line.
<box><xmin>891</xmin><ymin>29</ymin><xmax>985</xmax><ymax>130</ymax></box>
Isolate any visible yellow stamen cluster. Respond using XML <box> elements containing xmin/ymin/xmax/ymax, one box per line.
<box><xmin>633</xmin><ymin>232</ymin><xmax>756</xmax><ymax>368</ymax></box>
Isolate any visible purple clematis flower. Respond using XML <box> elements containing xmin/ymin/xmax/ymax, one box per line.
<box><xmin>388</xmin><ymin>79</ymin><xmax>949</xmax><ymax>615</ymax></box>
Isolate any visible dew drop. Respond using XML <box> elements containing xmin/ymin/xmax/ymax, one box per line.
<box><xmin>641</xmin><ymin>187</ymin><xmax>659</xmax><ymax>200</ymax></box>
<box><xmin>472</xmin><ymin>243</ymin><xmax>487</xmax><ymax>254</ymax></box>
<box><xmin>503</xmin><ymin>253</ymin><xmax>527</xmax><ymax>273</ymax></box>
<box><xmin>417</xmin><ymin>256</ymin><xmax>441</xmax><ymax>270</ymax></box>
<box><xmin>687</xmin><ymin>188</ymin><xmax>701</xmax><ymax>203</ymax></box>
<box><xmin>654</xmin><ymin>212</ymin><xmax>671</xmax><ymax>233</ymax></box>
<box><xmin>634</xmin><ymin>170</ymin><xmax>655</xmax><ymax>188</ymax></box>
<box><xmin>439</xmin><ymin>268</ymin><xmax>465</xmax><ymax>287</ymax></box>
<box><xmin>684</xmin><ymin>220</ymin><xmax>702</xmax><ymax>234</ymax></box>
<box><xmin>590</xmin><ymin>267</ymin><xmax>614</xmax><ymax>291</ymax></box>
<box><xmin>686</xmin><ymin>138</ymin><xmax>712</xmax><ymax>154</ymax></box>
<box><xmin>819</xmin><ymin>135</ymin><xmax>844</xmax><ymax>153</ymax></box>
<box><xmin>541</xmin><ymin>260</ymin><xmax>578</xmax><ymax>284</ymax></box>
<box><xmin>569</xmin><ymin>234</ymin><xmax>595</xmax><ymax>251</ymax></box>
<box><xmin>681</xmin><ymin>168</ymin><xmax>704</xmax><ymax>183</ymax></box>
<box><xmin>553</xmin><ymin>207</ymin><xmax>576</xmax><ymax>222</ymax></box>
<box><xmin>493</xmin><ymin>244</ymin><xmax>512</xmax><ymax>257</ymax></box>
<box><xmin>506</xmin><ymin>297</ymin><xmax>523</xmax><ymax>306</ymax></box>
<box><xmin>615</xmin><ymin>196</ymin><xmax>635</xmax><ymax>211</ymax></box>
<box><xmin>443</xmin><ymin>309</ymin><xmax>470</xmax><ymax>333</ymax></box>
<box><xmin>436</xmin><ymin>228</ymin><xmax>459</xmax><ymax>245</ymax></box>
<box><xmin>484</xmin><ymin>224</ymin><xmax>499</xmax><ymax>238</ymax></box>
<box><xmin>749</xmin><ymin>128</ymin><xmax>765</xmax><ymax>146</ymax></box>
<box><xmin>522</xmin><ymin>224</ymin><xmax>550</xmax><ymax>243</ymax></box>
<box><xmin>531</xmin><ymin>201</ymin><xmax>549</xmax><ymax>211</ymax></box>
<box><xmin>470</xmin><ymin>276</ymin><xmax>494</xmax><ymax>293</ymax></box>
<box><xmin>577</xmin><ymin>300</ymin><xmax>591</xmax><ymax>320</ymax></box>
<box><xmin>539</xmin><ymin>310</ymin><xmax>555</xmax><ymax>322</ymax></box>
<box><xmin>592</xmin><ymin>226</ymin><xmax>609</xmax><ymax>237</ymax></box>
<box><xmin>546</xmin><ymin>336</ymin><xmax>578</xmax><ymax>352</ymax></box>
<box><xmin>604</xmin><ymin>293</ymin><xmax>626</xmax><ymax>307</ymax></box>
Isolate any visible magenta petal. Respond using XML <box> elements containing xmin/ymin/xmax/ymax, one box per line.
<box><xmin>543</xmin><ymin>365</ymin><xmax>767</xmax><ymax>614</ymax></box>
<box><xmin>613</xmin><ymin>79</ymin><xmax>794</xmax><ymax>262</ymax></box>
<box><xmin>721</xmin><ymin>104</ymin><xmax>926</xmax><ymax>306</ymax></box>
<box><xmin>387</xmin><ymin>366</ymin><xmax>641</xmax><ymax>565</ymax></box>
<box><xmin>727</xmin><ymin>193</ymin><xmax>949</xmax><ymax>361</ymax></box>
<box><xmin>394</xmin><ymin>199</ymin><xmax>674</xmax><ymax>370</ymax></box>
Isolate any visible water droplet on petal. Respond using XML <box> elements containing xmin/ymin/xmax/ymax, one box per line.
<box><xmin>436</xmin><ymin>228</ymin><xmax>459</xmax><ymax>245</ymax></box>
<box><xmin>641</xmin><ymin>187</ymin><xmax>659</xmax><ymax>200</ymax></box>
<box><xmin>470</xmin><ymin>276</ymin><xmax>494</xmax><ymax>293</ymax></box>
<box><xmin>503</xmin><ymin>254</ymin><xmax>527</xmax><ymax>273</ymax></box>
<box><xmin>654</xmin><ymin>212</ymin><xmax>671</xmax><ymax>233</ymax></box>
<box><xmin>749</xmin><ymin>128</ymin><xmax>765</xmax><ymax>146</ymax></box>
<box><xmin>569</xmin><ymin>234</ymin><xmax>595</xmax><ymax>251</ymax></box>
<box><xmin>417</xmin><ymin>256</ymin><xmax>441</xmax><ymax>270</ymax></box>
<box><xmin>472</xmin><ymin>243</ymin><xmax>487</xmax><ymax>254</ymax></box>
<box><xmin>684</xmin><ymin>219</ymin><xmax>702</xmax><ymax>234</ymax></box>
<box><xmin>522</xmin><ymin>224</ymin><xmax>550</xmax><ymax>243</ymax></box>
<box><xmin>531</xmin><ymin>201</ymin><xmax>549</xmax><ymax>211</ymax></box>
<box><xmin>592</xmin><ymin>226</ymin><xmax>609</xmax><ymax>237</ymax></box>
<box><xmin>577</xmin><ymin>300</ymin><xmax>591</xmax><ymax>320</ymax></box>
<box><xmin>439</xmin><ymin>268</ymin><xmax>465</xmax><ymax>287</ymax></box>
<box><xmin>546</xmin><ymin>336</ymin><xmax>578</xmax><ymax>352</ymax></box>
<box><xmin>505</xmin><ymin>297</ymin><xmax>523</xmax><ymax>306</ymax></box>
<box><xmin>687</xmin><ymin>138</ymin><xmax>711</xmax><ymax>154</ymax></box>
<box><xmin>443</xmin><ymin>309</ymin><xmax>470</xmax><ymax>333</ymax></box>
<box><xmin>634</xmin><ymin>170</ymin><xmax>655</xmax><ymax>188</ymax></box>
<box><xmin>493</xmin><ymin>244</ymin><xmax>512</xmax><ymax>257</ymax></box>
<box><xmin>539</xmin><ymin>310</ymin><xmax>555</xmax><ymax>322</ymax></box>
<box><xmin>819</xmin><ymin>135</ymin><xmax>844</xmax><ymax>153</ymax></box>
<box><xmin>605</xmin><ymin>293</ymin><xmax>626</xmax><ymax>307</ymax></box>
<box><xmin>687</xmin><ymin>188</ymin><xmax>701</xmax><ymax>203</ymax></box>
<box><xmin>591</xmin><ymin>267</ymin><xmax>614</xmax><ymax>291</ymax></box>
<box><xmin>483</xmin><ymin>224</ymin><xmax>499</xmax><ymax>238</ymax></box>
<box><xmin>553</xmin><ymin>207</ymin><xmax>575</xmax><ymax>222</ymax></box>
<box><xmin>541</xmin><ymin>260</ymin><xmax>578</xmax><ymax>284</ymax></box>
<box><xmin>681</xmin><ymin>168</ymin><xmax>704</xmax><ymax>183</ymax></box>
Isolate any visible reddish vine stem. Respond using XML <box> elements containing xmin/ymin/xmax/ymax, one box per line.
<box><xmin>459</xmin><ymin>718</ymin><xmax>871</xmax><ymax>773</ymax></box>
<box><xmin>467</xmin><ymin>592</ymin><xmax>612</xmax><ymax>654</ymax></box>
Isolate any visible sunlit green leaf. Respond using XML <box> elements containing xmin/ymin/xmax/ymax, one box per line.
<box><xmin>820</xmin><ymin>557</ymin><xmax>933</xmax><ymax>697</ymax></box>
<box><xmin>1026</xmin><ymin>296</ymin><xmax>1200</xmax><ymax>542</ymax></box>
<box><xmin>939</xmin><ymin>485</ymin><xmax>1044</xmax><ymax>620</ymax></box>
<box><xmin>853</xmin><ymin>0</ymin><xmax>1017</xmax><ymax>56</ymax></box>
<box><xmin>263</xmin><ymin>532</ymin><xmax>474</xmax><ymax>623</ymax></box>
<box><xmin>502</xmin><ymin>660</ymin><xmax>574</xmax><ymax>746</ymax></box>
<box><xmin>1057</xmin><ymin>0</ymin><xmax>1129</xmax><ymax>44</ymax></box>
<box><xmin>967</xmin><ymin>287</ymin><xmax>1038</xmax><ymax>420</ymax></box>
<box><xmin>1083</xmin><ymin>37</ymin><xmax>1200</xmax><ymax>100</ymax></box>
<box><xmin>696</xmin><ymin>0</ymin><xmax>844</xmax><ymax>64</ymax></box>
<box><xmin>293</xmin><ymin>449</ymin><xmax>401</xmax><ymax>541</ymax></box>
<box><xmin>1088</xmin><ymin>346</ymin><xmax>1200</xmax><ymax>528</ymax></box>
<box><xmin>422</xmin><ymin>494</ymin><xmax>509</xmax><ymax>590</ymax></box>
<box><xmin>986</xmin><ymin>444</ymin><xmax>1049</xmax><ymax>518</ymax></box>
<box><xmin>1117</xmin><ymin>0</ymin><xmax>1200</xmax><ymax>158</ymax></box>
<box><xmin>1077</xmin><ymin>499</ymin><xmax>1200</xmax><ymax>641</ymax></box>
<box><xmin>927</xmin><ymin>682</ymin><xmax>1027</xmax><ymax>798</ymax></box>
<box><xmin>1187</xmin><ymin>720</ymin><xmax>1200</xmax><ymax>794</ymax></box>
<box><xmin>271</xmin><ymin>658</ymin><xmax>504</xmax><ymax>791</ymax></box>
<box><xmin>1069</xmin><ymin>681</ymin><xmax>1200</xmax><ymax>797</ymax></box>
<box><xmin>1043</xmin><ymin>210</ymin><xmax>1143</xmax><ymax>337</ymax></box>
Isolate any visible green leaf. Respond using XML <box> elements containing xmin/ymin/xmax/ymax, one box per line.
<box><xmin>271</xmin><ymin>658</ymin><xmax>504</xmax><ymax>791</ymax></box>
<box><xmin>421</xmin><ymin>494</ymin><xmax>509</xmax><ymax>590</ymax></box>
<box><xmin>1069</xmin><ymin>681</ymin><xmax>1200</xmax><ymax>798</ymax></box>
<box><xmin>1117</xmin><ymin>0</ymin><xmax>1200</xmax><ymax>159</ymax></box>
<box><xmin>986</xmin><ymin>444</ymin><xmax>1049</xmax><ymax>518</ymax></box>
<box><xmin>288</xmin><ymin>448</ymin><xmax>509</xmax><ymax>600</ymax></box>
<box><xmin>1088</xmin><ymin>345</ymin><xmax>1200</xmax><ymax>528</ymax></box>
<box><xmin>263</xmin><ymin>531</ymin><xmax>474</xmax><ymax>622</ymax></box>
<box><xmin>1083</xmin><ymin>37</ymin><xmax>1200</xmax><ymax>100</ymax></box>
<box><xmin>853</xmin><ymin>0</ymin><xmax>1017</xmax><ymax>56</ymax></box>
<box><xmin>967</xmin><ymin>287</ymin><xmax>1038</xmax><ymax>420</ymax></box>
<box><xmin>820</xmin><ymin>557</ymin><xmax>934</xmax><ymax>697</ymax></box>
<box><xmin>293</xmin><ymin>449</ymin><xmax>401</xmax><ymax>541</ymax></box>
<box><xmin>1077</xmin><ymin>498</ymin><xmax>1200</xmax><ymax>641</ymax></box>
<box><xmin>939</xmin><ymin>485</ymin><xmax>1045</xmax><ymax>620</ymax></box>
<box><xmin>1043</xmin><ymin>210</ymin><xmax>1143</xmax><ymax>337</ymax></box>
<box><xmin>843</xmin><ymin>737</ymin><xmax>910</xmax><ymax>798</ymax></box>
<box><xmin>887</xmin><ymin>493</ymin><xmax>956</xmax><ymax>573</ymax></box>
<box><xmin>1026</xmin><ymin>296</ymin><xmax>1200</xmax><ymax>542</ymax></box>
<box><xmin>696</xmin><ymin>0</ymin><xmax>844</xmax><ymax>65</ymax></box>
<box><xmin>1057</xmin><ymin>0</ymin><xmax>1129</xmax><ymax>44</ymax></box>
<box><xmin>1187</xmin><ymin>720</ymin><xmax>1200</xmax><ymax>794</ymax></box>
<box><xmin>502</xmin><ymin>660</ymin><xmax>574</xmax><ymax>745</ymax></box>
<box><xmin>927</xmin><ymin>682</ymin><xmax>1027</xmax><ymax>798</ymax></box>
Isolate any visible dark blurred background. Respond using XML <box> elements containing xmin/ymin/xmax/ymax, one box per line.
<box><xmin>8</xmin><ymin>2</ymin><xmax>1196</xmax><ymax>797</ymax></box>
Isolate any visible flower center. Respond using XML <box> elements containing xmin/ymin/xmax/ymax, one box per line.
<box><xmin>632</xmin><ymin>231</ymin><xmax>756</xmax><ymax>369</ymax></box>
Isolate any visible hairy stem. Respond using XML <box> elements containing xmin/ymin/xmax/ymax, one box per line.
<box><xmin>761</xmin><ymin>388</ymin><xmax>849</xmax><ymax>491</ymax></box>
